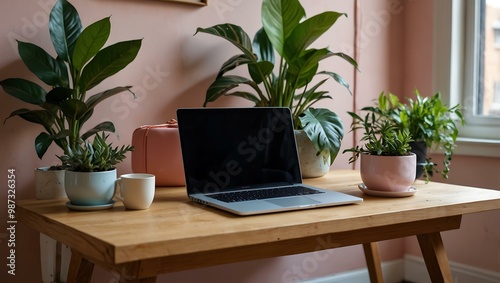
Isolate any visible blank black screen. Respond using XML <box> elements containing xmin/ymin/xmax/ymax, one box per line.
<box><xmin>177</xmin><ymin>108</ymin><xmax>302</xmax><ymax>194</ymax></box>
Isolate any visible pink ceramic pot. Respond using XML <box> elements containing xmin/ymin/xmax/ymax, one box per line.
<box><xmin>360</xmin><ymin>153</ymin><xmax>416</xmax><ymax>192</ymax></box>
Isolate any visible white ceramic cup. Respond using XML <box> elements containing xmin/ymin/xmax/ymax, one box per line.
<box><xmin>115</xmin><ymin>173</ymin><xmax>155</xmax><ymax>209</ymax></box>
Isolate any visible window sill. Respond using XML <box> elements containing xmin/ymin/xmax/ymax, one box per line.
<box><xmin>453</xmin><ymin>137</ymin><xmax>500</xmax><ymax>158</ymax></box>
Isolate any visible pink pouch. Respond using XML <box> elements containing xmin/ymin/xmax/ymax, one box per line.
<box><xmin>131</xmin><ymin>120</ymin><xmax>185</xmax><ymax>186</ymax></box>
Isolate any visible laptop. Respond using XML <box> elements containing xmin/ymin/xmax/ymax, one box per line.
<box><xmin>176</xmin><ymin>107</ymin><xmax>363</xmax><ymax>215</ymax></box>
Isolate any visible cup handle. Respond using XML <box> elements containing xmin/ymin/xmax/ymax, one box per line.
<box><xmin>114</xmin><ymin>178</ymin><xmax>124</xmax><ymax>201</ymax></box>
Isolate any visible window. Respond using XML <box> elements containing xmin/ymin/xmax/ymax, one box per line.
<box><xmin>494</xmin><ymin>23</ymin><xmax>500</xmax><ymax>48</ymax></box>
<box><xmin>434</xmin><ymin>0</ymin><xmax>500</xmax><ymax>157</ymax></box>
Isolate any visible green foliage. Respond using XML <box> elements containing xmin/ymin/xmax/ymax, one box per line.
<box><xmin>195</xmin><ymin>0</ymin><xmax>357</xmax><ymax>165</ymax></box>
<box><xmin>343</xmin><ymin>103</ymin><xmax>413</xmax><ymax>164</ymax></box>
<box><xmin>58</xmin><ymin>133</ymin><xmax>133</xmax><ymax>172</ymax></box>
<box><xmin>0</xmin><ymin>0</ymin><xmax>141</xmax><ymax>162</ymax></box>
<box><xmin>390</xmin><ymin>90</ymin><xmax>464</xmax><ymax>180</ymax></box>
<box><xmin>349</xmin><ymin>90</ymin><xmax>464</xmax><ymax>181</ymax></box>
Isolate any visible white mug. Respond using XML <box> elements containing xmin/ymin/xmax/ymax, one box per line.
<box><xmin>115</xmin><ymin>173</ymin><xmax>155</xmax><ymax>209</ymax></box>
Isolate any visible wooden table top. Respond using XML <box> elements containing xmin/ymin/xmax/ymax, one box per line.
<box><xmin>18</xmin><ymin>170</ymin><xmax>500</xmax><ymax>267</ymax></box>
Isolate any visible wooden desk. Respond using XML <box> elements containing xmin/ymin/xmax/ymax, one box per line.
<box><xmin>17</xmin><ymin>170</ymin><xmax>500</xmax><ymax>283</ymax></box>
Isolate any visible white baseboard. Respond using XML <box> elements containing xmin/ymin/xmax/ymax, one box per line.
<box><xmin>404</xmin><ymin>254</ymin><xmax>500</xmax><ymax>283</ymax></box>
<box><xmin>301</xmin><ymin>259</ymin><xmax>404</xmax><ymax>283</ymax></box>
<box><xmin>301</xmin><ymin>255</ymin><xmax>500</xmax><ymax>283</ymax></box>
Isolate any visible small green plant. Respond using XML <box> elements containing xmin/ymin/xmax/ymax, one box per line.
<box><xmin>58</xmin><ymin>133</ymin><xmax>133</xmax><ymax>172</ymax></box>
<box><xmin>343</xmin><ymin>100</ymin><xmax>413</xmax><ymax>164</ymax></box>
<box><xmin>394</xmin><ymin>90</ymin><xmax>464</xmax><ymax>180</ymax></box>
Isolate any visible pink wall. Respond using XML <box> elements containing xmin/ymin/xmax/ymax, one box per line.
<box><xmin>1</xmin><ymin>0</ymin><xmax>497</xmax><ymax>282</ymax></box>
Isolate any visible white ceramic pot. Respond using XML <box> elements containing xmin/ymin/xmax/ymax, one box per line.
<box><xmin>35</xmin><ymin>167</ymin><xmax>66</xmax><ymax>200</ymax></box>
<box><xmin>294</xmin><ymin>130</ymin><xmax>330</xmax><ymax>178</ymax></box>
<box><xmin>360</xmin><ymin>153</ymin><xmax>416</xmax><ymax>192</ymax></box>
<box><xmin>65</xmin><ymin>169</ymin><xmax>117</xmax><ymax>206</ymax></box>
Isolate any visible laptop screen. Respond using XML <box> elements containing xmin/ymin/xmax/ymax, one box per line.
<box><xmin>177</xmin><ymin>108</ymin><xmax>302</xmax><ymax>195</ymax></box>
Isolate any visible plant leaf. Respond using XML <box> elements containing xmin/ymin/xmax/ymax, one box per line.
<box><xmin>284</xmin><ymin>12</ymin><xmax>346</xmax><ymax>60</ymax></box>
<box><xmin>299</xmin><ymin>108</ymin><xmax>344</xmax><ymax>165</ymax></box>
<box><xmin>217</xmin><ymin>54</ymin><xmax>253</xmax><ymax>78</ymax></box>
<box><xmin>195</xmin><ymin>24</ymin><xmax>255</xmax><ymax>59</ymax></box>
<box><xmin>204</xmin><ymin>75</ymin><xmax>262</xmax><ymax>107</ymax></box>
<box><xmin>287</xmin><ymin>48</ymin><xmax>330</xmax><ymax>88</ymax></box>
<box><xmin>49</xmin><ymin>0</ymin><xmax>82</xmax><ymax>62</ymax></box>
<box><xmin>72</xmin><ymin>17</ymin><xmax>111</xmax><ymax>70</ymax></box>
<box><xmin>81</xmin><ymin>121</ymin><xmax>115</xmax><ymax>141</ymax></box>
<box><xmin>17</xmin><ymin>41</ymin><xmax>69</xmax><ymax>86</ymax></box>
<box><xmin>60</xmin><ymin>99</ymin><xmax>88</xmax><ymax>120</ymax></box>
<box><xmin>35</xmin><ymin>132</ymin><xmax>53</xmax><ymax>159</ymax></box>
<box><xmin>253</xmin><ymin>27</ymin><xmax>275</xmax><ymax>64</ymax></box>
<box><xmin>248</xmin><ymin>61</ymin><xmax>274</xmax><ymax>84</ymax></box>
<box><xmin>85</xmin><ymin>86</ymin><xmax>133</xmax><ymax>110</ymax></box>
<box><xmin>5</xmin><ymin>109</ymin><xmax>55</xmax><ymax>129</ymax></box>
<box><xmin>318</xmin><ymin>71</ymin><xmax>353</xmax><ymax>95</ymax></box>
<box><xmin>0</xmin><ymin>78</ymin><xmax>46</xmax><ymax>105</ymax></box>
<box><xmin>262</xmin><ymin>0</ymin><xmax>304</xmax><ymax>56</ymax></box>
<box><xmin>79</xmin><ymin>39</ymin><xmax>142</xmax><ymax>92</ymax></box>
<box><xmin>46</xmin><ymin>87</ymin><xmax>73</xmax><ymax>105</ymax></box>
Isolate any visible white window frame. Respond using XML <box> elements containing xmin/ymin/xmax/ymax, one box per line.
<box><xmin>433</xmin><ymin>0</ymin><xmax>500</xmax><ymax>157</ymax></box>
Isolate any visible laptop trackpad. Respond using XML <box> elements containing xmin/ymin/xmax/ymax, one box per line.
<box><xmin>266</xmin><ymin>197</ymin><xmax>321</xmax><ymax>207</ymax></box>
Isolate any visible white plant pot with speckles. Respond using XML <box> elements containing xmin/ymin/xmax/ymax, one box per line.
<box><xmin>294</xmin><ymin>130</ymin><xmax>330</xmax><ymax>178</ymax></box>
<box><xmin>35</xmin><ymin>167</ymin><xmax>66</xmax><ymax>200</ymax></box>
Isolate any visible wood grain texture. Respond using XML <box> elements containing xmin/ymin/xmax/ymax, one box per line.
<box><xmin>363</xmin><ymin>242</ymin><xmax>384</xmax><ymax>283</ymax></box>
<box><xmin>417</xmin><ymin>233</ymin><xmax>454</xmax><ymax>283</ymax></box>
<box><xmin>17</xmin><ymin>170</ymin><xmax>500</xmax><ymax>279</ymax></box>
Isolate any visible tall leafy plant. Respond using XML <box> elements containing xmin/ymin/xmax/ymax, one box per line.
<box><xmin>195</xmin><ymin>0</ymin><xmax>358</xmax><ymax>165</ymax></box>
<box><xmin>0</xmin><ymin>0</ymin><xmax>142</xmax><ymax>161</ymax></box>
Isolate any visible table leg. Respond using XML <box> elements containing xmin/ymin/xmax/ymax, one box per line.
<box><xmin>363</xmin><ymin>242</ymin><xmax>384</xmax><ymax>283</ymax></box>
<box><xmin>66</xmin><ymin>250</ymin><xmax>94</xmax><ymax>283</ymax></box>
<box><xmin>417</xmin><ymin>232</ymin><xmax>453</xmax><ymax>283</ymax></box>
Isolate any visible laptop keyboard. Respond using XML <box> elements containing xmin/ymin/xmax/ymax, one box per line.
<box><xmin>208</xmin><ymin>186</ymin><xmax>325</xmax><ymax>203</ymax></box>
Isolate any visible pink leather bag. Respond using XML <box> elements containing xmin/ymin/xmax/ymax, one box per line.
<box><xmin>131</xmin><ymin>120</ymin><xmax>185</xmax><ymax>186</ymax></box>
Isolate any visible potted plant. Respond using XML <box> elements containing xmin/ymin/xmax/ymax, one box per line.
<box><xmin>343</xmin><ymin>97</ymin><xmax>416</xmax><ymax>193</ymax></box>
<box><xmin>390</xmin><ymin>90</ymin><xmax>464</xmax><ymax>182</ymax></box>
<box><xmin>195</xmin><ymin>0</ymin><xmax>358</xmax><ymax>177</ymax></box>
<box><xmin>0</xmin><ymin>0</ymin><xmax>141</xmax><ymax>197</ymax></box>
<box><xmin>59</xmin><ymin>133</ymin><xmax>133</xmax><ymax>207</ymax></box>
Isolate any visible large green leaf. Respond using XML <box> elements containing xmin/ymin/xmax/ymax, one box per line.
<box><xmin>35</xmin><ymin>132</ymin><xmax>53</xmax><ymax>159</ymax></box>
<box><xmin>253</xmin><ymin>27</ymin><xmax>275</xmax><ymax>64</ymax></box>
<box><xmin>298</xmin><ymin>108</ymin><xmax>344</xmax><ymax>165</ymax></box>
<box><xmin>81</xmin><ymin>121</ymin><xmax>115</xmax><ymax>140</ymax></box>
<box><xmin>204</xmin><ymin>75</ymin><xmax>262</xmax><ymax>107</ymax></box>
<box><xmin>217</xmin><ymin>54</ymin><xmax>253</xmax><ymax>78</ymax></box>
<box><xmin>248</xmin><ymin>61</ymin><xmax>274</xmax><ymax>84</ymax></box>
<box><xmin>45</xmin><ymin>87</ymin><xmax>73</xmax><ymax>105</ymax></box>
<box><xmin>262</xmin><ymin>0</ymin><xmax>304</xmax><ymax>56</ymax></box>
<box><xmin>85</xmin><ymin>86</ymin><xmax>133</xmax><ymax>110</ymax></box>
<box><xmin>49</xmin><ymin>0</ymin><xmax>82</xmax><ymax>62</ymax></box>
<box><xmin>5</xmin><ymin>109</ymin><xmax>55</xmax><ymax>129</ymax></box>
<box><xmin>0</xmin><ymin>78</ymin><xmax>46</xmax><ymax>105</ymax></box>
<box><xmin>318</xmin><ymin>71</ymin><xmax>352</xmax><ymax>95</ymax></box>
<box><xmin>287</xmin><ymin>48</ymin><xmax>330</xmax><ymax>88</ymax></box>
<box><xmin>72</xmin><ymin>17</ymin><xmax>111</xmax><ymax>71</ymax></box>
<box><xmin>196</xmin><ymin>24</ymin><xmax>255</xmax><ymax>59</ymax></box>
<box><xmin>60</xmin><ymin>99</ymin><xmax>88</xmax><ymax>121</ymax></box>
<box><xmin>17</xmin><ymin>41</ymin><xmax>69</xmax><ymax>87</ymax></box>
<box><xmin>284</xmin><ymin>12</ymin><xmax>345</xmax><ymax>60</ymax></box>
<box><xmin>79</xmin><ymin>39</ymin><xmax>142</xmax><ymax>92</ymax></box>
